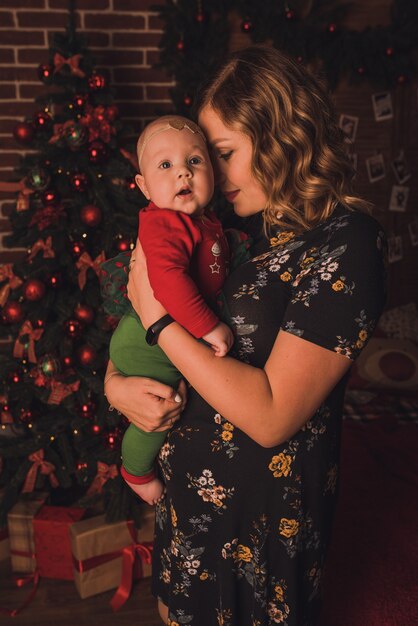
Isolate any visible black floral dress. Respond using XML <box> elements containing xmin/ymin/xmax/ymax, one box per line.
<box><xmin>151</xmin><ymin>206</ymin><xmax>387</xmax><ymax>626</ymax></box>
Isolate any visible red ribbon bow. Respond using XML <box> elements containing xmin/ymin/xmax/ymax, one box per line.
<box><xmin>0</xmin><ymin>178</ymin><xmax>34</xmax><ymax>212</ymax></box>
<box><xmin>0</xmin><ymin>264</ymin><xmax>23</xmax><ymax>306</ymax></box>
<box><xmin>13</xmin><ymin>320</ymin><xmax>43</xmax><ymax>363</ymax></box>
<box><xmin>86</xmin><ymin>461</ymin><xmax>119</xmax><ymax>497</ymax></box>
<box><xmin>76</xmin><ymin>251</ymin><xmax>105</xmax><ymax>290</ymax></box>
<box><xmin>53</xmin><ymin>53</ymin><xmax>85</xmax><ymax>78</ymax></box>
<box><xmin>0</xmin><ymin>571</ymin><xmax>40</xmax><ymax>617</ymax></box>
<box><xmin>48</xmin><ymin>119</ymin><xmax>74</xmax><ymax>145</ymax></box>
<box><xmin>47</xmin><ymin>379</ymin><xmax>80</xmax><ymax>405</ymax></box>
<box><xmin>21</xmin><ymin>449</ymin><xmax>59</xmax><ymax>494</ymax></box>
<box><xmin>28</xmin><ymin>236</ymin><xmax>55</xmax><ymax>261</ymax></box>
<box><xmin>110</xmin><ymin>541</ymin><xmax>153</xmax><ymax>611</ymax></box>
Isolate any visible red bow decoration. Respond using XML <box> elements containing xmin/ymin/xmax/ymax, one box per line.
<box><xmin>53</xmin><ymin>53</ymin><xmax>85</xmax><ymax>78</ymax></box>
<box><xmin>13</xmin><ymin>320</ymin><xmax>44</xmax><ymax>363</ymax></box>
<box><xmin>86</xmin><ymin>461</ymin><xmax>119</xmax><ymax>497</ymax></box>
<box><xmin>29</xmin><ymin>204</ymin><xmax>65</xmax><ymax>231</ymax></box>
<box><xmin>76</xmin><ymin>251</ymin><xmax>105</xmax><ymax>290</ymax></box>
<box><xmin>0</xmin><ymin>264</ymin><xmax>23</xmax><ymax>306</ymax></box>
<box><xmin>28</xmin><ymin>236</ymin><xmax>55</xmax><ymax>261</ymax></box>
<box><xmin>110</xmin><ymin>541</ymin><xmax>153</xmax><ymax>611</ymax></box>
<box><xmin>80</xmin><ymin>105</ymin><xmax>115</xmax><ymax>143</ymax></box>
<box><xmin>0</xmin><ymin>178</ymin><xmax>34</xmax><ymax>212</ymax></box>
<box><xmin>21</xmin><ymin>449</ymin><xmax>59</xmax><ymax>494</ymax></box>
<box><xmin>48</xmin><ymin>119</ymin><xmax>74</xmax><ymax>144</ymax></box>
<box><xmin>47</xmin><ymin>379</ymin><xmax>80</xmax><ymax>405</ymax></box>
<box><xmin>1</xmin><ymin>408</ymin><xmax>13</xmax><ymax>424</ymax></box>
<box><xmin>120</xmin><ymin>148</ymin><xmax>139</xmax><ymax>171</ymax></box>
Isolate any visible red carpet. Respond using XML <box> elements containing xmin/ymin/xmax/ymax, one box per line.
<box><xmin>319</xmin><ymin>415</ymin><xmax>418</xmax><ymax>626</ymax></box>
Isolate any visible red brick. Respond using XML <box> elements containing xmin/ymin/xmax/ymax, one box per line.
<box><xmin>0</xmin><ymin>102</ymin><xmax>34</xmax><ymax>116</ymax></box>
<box><xmin>113</xmin><ymin>32</ymin><xmax>161</xmax><ymax>47</ymax></box>
<box><xmin>146</xmin><ymin>50</ymin><xmax>162</xmax><ymax>66</ymax></box>
<box><xmin>1</xmin><ymin>202</ymin><xmax>18</xmax><ymax>217</ymax></box>
<box><xmin>93</xmin><ymin>49</ymin><xmax>144</xmax><ymax>66</ymax></box>
<box><xmin>0</xmin><ymin>84</ymin><xmax>17</xmax><ymax>99</ymax></box>
<box><xmin>113</xmin><ymin>67</ymin><xmax>170</xmax><ymax>84</ymax></box>
<box><xmin>0</xmin><ymin>31</ymin><xmax>45</xmax><ymax>46</ymax></box>
<box><xmin>118</xmin><ymin>101</ymin><xmax>171</xmax><ymax>118</ymax></box>
<box><xmin>0</xmin><ymin>0</ymin><xmax>44</xmax><ymax>7</ymax></box>
<box><xmin>0</xmin><ymin>153</ymin><xmax>21</xmax><ymax>168</ymax></box>
<box><xmin>84</xmin><ymin>13</ymin><xmax>145</xmax><ymax>30</ymax></box>
<box><xmin>145</xmin><ymin>85</ymin><xmax>172</xmax><ymax>100</ymax></box>
<box><xmin>83</xmin><ymin>31</ymin><xmax>110</xmax><ymax>47</ymax></box>
<box><xmin>148</xmin><ymin>15</ymin><xmax>165</xmax><ymax>31</ymax></box>
<box><xmin>18</xmin><ymin>49</ymin><xmax>49</xmax><ymax>64</ymax></box>
<box><xmin>0</xmin><ymin>67</ymin><xmax>39</xmax><ymax>81</ymax></box>
<box><xmin>0</xmin><ymin>50</ymin><xmax>14</xmax><ymax>64</ymax></box>
<box><xmin>0</xmin><ymin>11</ymin><xmax>15</xmax><ymax>27</ymax></box>
<box><xmin>50</xmin><ymin>0</ymin><xmax>109</xmax><ymax>8</ymax></box>
<box><xmin>114</xmin><ymin>84</ymin><xmax>145</xmax><ymax>100</ymax></box>
<box><xmin>17</xmin><ymin>11</ymin><xmax>81</xmax><ymax>28</ymax></box>
<box><xmin>0</xmin><ymin>251</ymin><xmax>25</xmax><ymax>263</ymax></box>
<box><xmin>0</xmin><ymin>120</ymin><xmax>19</xmax><ymax>133</ymax></box>
<box><xmin>18</xmin><ymin>83</ymin><xmax>52</xmax><ymax>99</ymax></box>
<box><xmin>113</xmin><ymin>0</ymin><xmax>156</xmax><ymax>10</ymax></box>
<box><xmin>0</xmin><ymin>218</ymin><xmax>11</xmax><ymax>233</ymax></box>
<box><xmin>0</xmin><ymin>137</ymin><xmax>21</xmax><ymax>150</ymax></box>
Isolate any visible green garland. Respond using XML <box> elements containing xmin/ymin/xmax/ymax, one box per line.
<box><xmin>154</xmin><ymin>0</ymin><xmax>418</xmax><ymax>114</ymax></box>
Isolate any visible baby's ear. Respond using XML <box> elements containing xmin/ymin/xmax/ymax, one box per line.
<box><xmin>135</xmin><ymin>174</ymin><xmax>150</xmax><ymax>199</ymax></box>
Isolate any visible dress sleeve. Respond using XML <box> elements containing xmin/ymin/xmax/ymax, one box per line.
<box><xmin>139</xmin><ymin>209</ymin><xmax>219</xmax><ymax>338</ymax></box>
<box><xmin>280</xmin><ymin>213</ymin><xmax>387</xmax><ymax>360</ymax></box>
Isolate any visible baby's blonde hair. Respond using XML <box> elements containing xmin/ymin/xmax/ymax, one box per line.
<box><xmin>195</xmin><ymin>45</ymin><xmax>370</xmax><ymax>233</ymax></box>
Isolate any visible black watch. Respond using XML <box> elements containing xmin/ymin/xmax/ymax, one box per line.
<box><xmin>145</xmin><ymin>314</ymin><xmax>174</xmax><ymax>346</ymax></box>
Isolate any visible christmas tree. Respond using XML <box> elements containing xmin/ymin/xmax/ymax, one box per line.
<box><xmin>0</xmin><ymin>5</ymin><xmax>148</xmax><ymax>526</ymax></box>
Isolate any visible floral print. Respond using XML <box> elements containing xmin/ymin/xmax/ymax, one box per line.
<box><xmin>152</xmin><ymin>207</ymin><xmax>387</xmax><ymax>625</ymax></box>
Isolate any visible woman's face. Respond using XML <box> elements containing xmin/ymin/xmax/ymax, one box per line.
<box><xmin>198</xmin><ymin>106</ymin><xmax>267</xmax><ymax>218</ymax></box>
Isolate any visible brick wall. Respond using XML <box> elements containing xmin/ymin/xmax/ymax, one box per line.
<box><xmin>0</xmin><ymin>0</ymin><xmax>174</xmax><ymax>261</ymax></box>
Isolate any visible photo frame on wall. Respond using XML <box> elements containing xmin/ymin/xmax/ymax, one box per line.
<box><xmin>391</xmin><ymin>150</ymin><xmax>411</xmax><ymax>185</ymax></box>
<box><xmin>387</xmin><ymin>236</ymin><xmax>403</xmax><ymax>263</ymax></box>
<box><xmin>366</xmin><ymin>154</ymin><xmax>385</xmax><ymax>183</ymax></box>
<box><xmin>389</xmin><ymin>186</ymin><xmax>409</xmax><ymax>212</ymax></box>
<box><xmin>372</xmin><ymin>92</ymin><xmax>394</xmax><ymax>121</ymax></box>
<box><xmin>339</xmin><ymin>114</ymin><xmax>359</xmax><ymax>143</ymax></box>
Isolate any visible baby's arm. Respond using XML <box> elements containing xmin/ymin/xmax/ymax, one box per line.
<box><xmin>202</xmin><ymin>321</ymin><xmax>234</xmax><ymax>357</ymax></box>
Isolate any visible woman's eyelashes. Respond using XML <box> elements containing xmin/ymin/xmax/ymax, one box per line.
<box><xmin>218</xmin><ymin>150</ymin><xmax>233</xmax><ymax>161</ymax></box>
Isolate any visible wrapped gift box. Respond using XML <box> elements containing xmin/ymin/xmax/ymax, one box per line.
<box><xmin>70</xmin><ymin>505</ymin><xmax>154</xmax><ymax>600</ymax></box>
<box><xmin>33</xmin><ymin>505</ymin><xmax>85</xmax><ymax>580</ymax></box>
<box><xmin>7</xmin><ymin>492</ymin><xmax>48</xmax><ymax>573</ymax></box>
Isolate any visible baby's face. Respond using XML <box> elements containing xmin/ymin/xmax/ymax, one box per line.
<box><xmin>135</xmin><ymin>126</ymin><xmax>214</xmax><ymax>216</ymax></box>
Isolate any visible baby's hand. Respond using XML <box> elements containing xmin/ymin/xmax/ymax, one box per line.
<box><xmin>202</xmin><ymin>322</ymin><xmax>234</xmax><ymax>357</ymax></box>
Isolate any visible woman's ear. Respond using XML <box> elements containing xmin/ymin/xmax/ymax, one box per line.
<box><xmin>135</xmin><ymin>174</ymin><xmax>150</xmax><ymax>199</ymax></box>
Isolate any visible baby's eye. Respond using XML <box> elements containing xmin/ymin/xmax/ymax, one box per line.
<box><xmin>189</xmin><ymin>156</ymin><xmax>202</xmax><ymax>165</ymax></box>
<box><xmin>159</xmin><ymin>161</ymin><xmax>171</xmax><ymax>169</ymax></box>
<box><xmin>219</xmin><ymin>151</ymin><xmax>232</xmax><ymax>161</ymax></box>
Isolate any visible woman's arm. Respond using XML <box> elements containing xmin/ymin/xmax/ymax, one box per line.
<box><xmin>104</xmin><ymin>359</ymin><xmax>187</xmax><ymax>432</ymax></box>
<box><xmin>128</xmin><ymin>242</ymin><xmax>351</xmax><ymax>447</ymax></box>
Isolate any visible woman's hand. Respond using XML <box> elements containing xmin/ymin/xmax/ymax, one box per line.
<box><xmin>104</xmin><ymin>360</ymin><xmax>187</xmax><ymax>432</ymax></box>
<box><xmin>127</xmin><ymin>239</ymin><xmax>166</xmax><ymax>329</ymax></box>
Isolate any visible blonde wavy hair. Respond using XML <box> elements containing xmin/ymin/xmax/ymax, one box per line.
<box><xmin>195</xmin><ymin>44</ymin><xmax>371</xmax><ymax>233</ymax></box>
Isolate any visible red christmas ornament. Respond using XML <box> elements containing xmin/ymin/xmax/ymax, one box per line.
<box><xmin>23</xmin><ymin>278</ymin><xmax>46</xmax><ymax>301</ymax></box>
<box><xmin>48</xmin><ymin>273</ymin><xmax>61</xmax><ymax>288</ymax></box>
<box><xmin>62</xmin><ymin>355</ymin><xmax>73</xmax><ymax>368</ymax></box>
<box><xmin>127</xmin><ymin>177</ymin><xmax>137</xmax><ymax>191</ymax></box>
<box><xmin>106</xmin><ymin>104</ymin><xmax>119</xmax><ymax>121</ymax></box>
<box><xmin>297</xmin><ymin>56</ymin><xmax>303</xmax><ymax>63</ymax></box>
<box><xmin>88</xmin><ymin>141</ymin><xmax>108</xmax><ymax>164</ymax></box>
<box><xmin>2</xmin><ymin>300</ymin><xmax>24</xmax><ymax>324</ymax></box>
<box><xmin>176</xmin><ymin>39</ymin><xmax>185</xmax><ymax>51</ymax></box>
<box><xmin>80</xmin><ymin>400</ymin><xmax>97</xmax><ymax>418</ymax></box>
<box><xmin>33</xmin><ymin>110</ymin><xmax>53</xmax><ymax>132</ymax></box>
<box><xmin>71</xmin><ymin>173</ymin><xmax>88</xmax><ymax>192</ymax></box>
<box><xmin>88</xmin><ymin>73</ymin><xmax>106</xmax><ymax>91</ymax></box>
<box><xmin>77</xmin><ymin>344</ymin><xmax>97</xmax><ymax>367</ymax></box>
<box><xmin>38</xmin><ymin>64</ymin><xmax>53</xmax><ymax>82</ymax></box>
<box><xmin>285</xmin><ymin>9</ymin><xmax>295</xmax><ymax>19</ymax></box>
<box><xmin>195</xmin><ymin>11</ymin><xmax>205</xmax><ymax>22</ymax></box>
<box><xmin>241</xmin><ymin>19</ymin><xmax>253</xmax><ymax>33</ymax></box>
<box><xmin>116</xmin><ymin>236</ymin><xmax>131</xmax><ymax>252</ymax></box>
<box><xmin>13</xmin><ymin>121</ymin><xmax>34</xmax><ymax>145</ymax></box>
<box><xmin>73</xmin><ymin>94</ymin><xmax>88</xmax><ymax>111</ymax></box>
<box><xmin>74</xmin><ymin>304</ymin><xmax>94</xmax><ymax>324</ymax></box>
<box><xmin>80</xmin><ymin>204</ymin><xmax>102</xmax><ymax>227</ymax></box>
<box><xmin>41</xmin><ymin>188</ymin><xmax>61</xmax><ymax>206</ymax></box>
<box><xmin>386</xmin><ymin>47</ymin><xmax>394</xmax><ymax>57</ymax></box>
<box><xmin>19</xmin><ymin>408</ymin><xmax>33</xmax><ymax>423</ymax></box>
<box><xmin>357</xmin><ymin>66</ymin><xmax>365</xmax><ymax>75</ymax></box>
<box><xmin>64</xmin><ymin>319</ymin><xmax>83</xmax><ymax>338</ymax></box>
<box><xmin>70</xmin><ymin>241</ymin><xmax>85</xmax><ymax>258</ymax></box>
<box><xmin>92</xmin><ymin>424</ymin><xmax>101</xmax><ymax>434</ymax></box>
<box><xmin>328</xmin><ymin>23</ymin><xmax>337</xmax><ymax>33</ymax></box>
<box><xmin>183</xmin><ymin>95</ymin><xmax>192</xmax><ymax>107</ymax></box>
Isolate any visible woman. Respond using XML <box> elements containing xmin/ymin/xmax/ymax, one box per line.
<box><xmin>105</xmin><ymin>45</ymin><xmax>386</xmax><ymax>625</ymax></box>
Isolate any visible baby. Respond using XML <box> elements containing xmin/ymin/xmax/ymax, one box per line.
<box><xmin>109</xmin><ymin>115</ymin><xmax>233</xmax><ymax>505</ymax></box>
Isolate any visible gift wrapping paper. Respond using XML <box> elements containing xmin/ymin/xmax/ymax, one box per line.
<box><xmin>7</xmin><ymin>492</ymin><xmax>48</xmax><ymax>573</ymax></box>
<box><xmin>32</xmin><ymin>505</ymin><xmax>85</xmax><ymax>580</ymax></box>
<box><xmin>70</xmin><ymin>505</ymin><xmax>154</xmax><ymax>599</ymax></box>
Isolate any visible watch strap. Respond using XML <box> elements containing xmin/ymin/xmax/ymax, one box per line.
<box><xmin>145</xmin><ymin>314</ymin><xmax>174</xmax><ymax>346</ymax></box>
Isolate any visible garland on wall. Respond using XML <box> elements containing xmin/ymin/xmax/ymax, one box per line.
<box><xmin>154</xmin><ymin>0</ymin><xmax>418</xmax><ymax>114</ymax></box>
